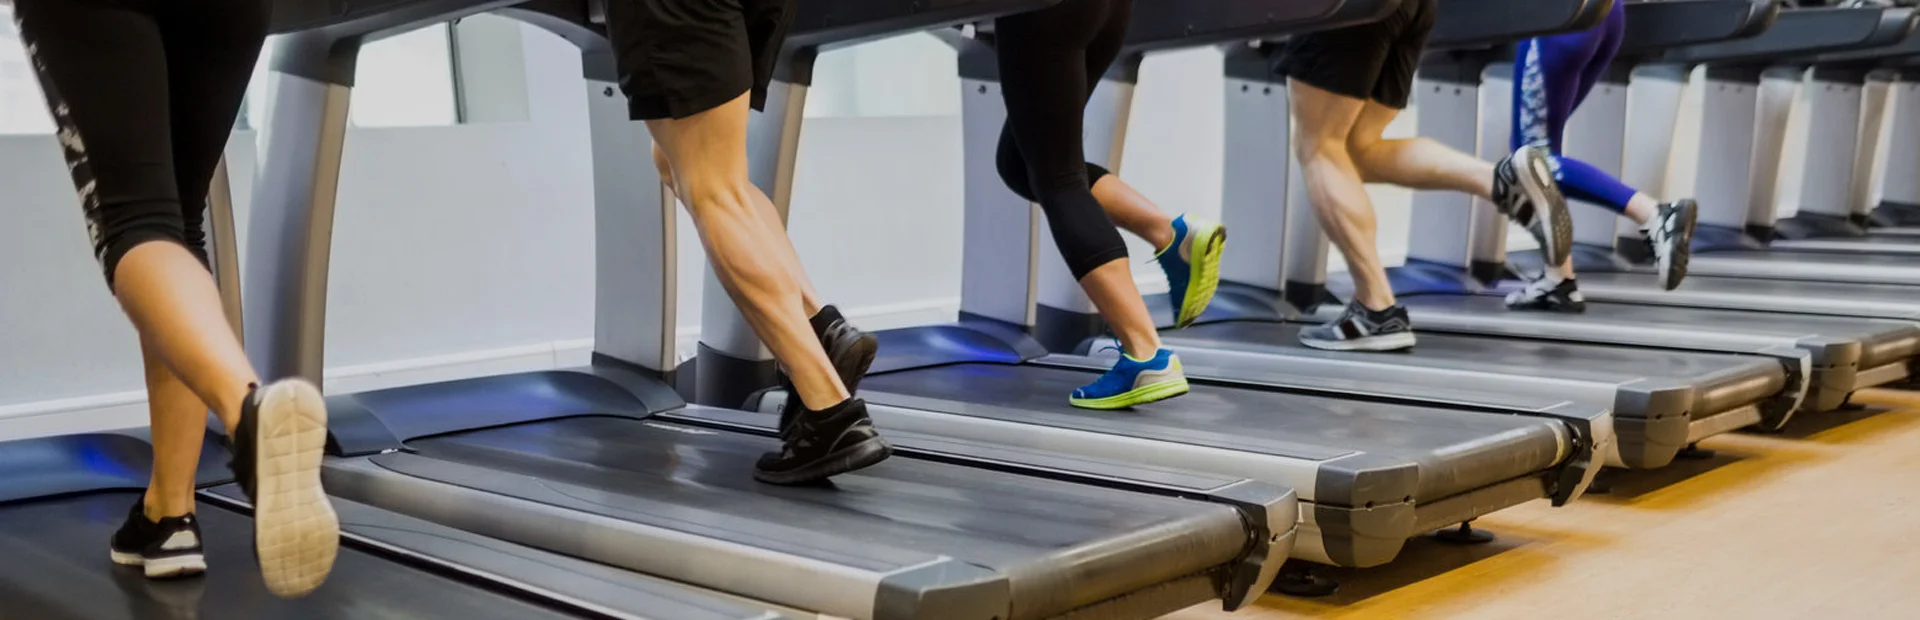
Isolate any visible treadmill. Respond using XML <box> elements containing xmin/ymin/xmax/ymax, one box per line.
<box><xmin>1597</xmin><ymin>5</ymin><xmax>1920</xmax><ymax>288</ymax></box>
<box><xmin>712</xmin><ymin>0</ymin><xmax>1609</xmax><ymax>585</ymax></box>
<box><xmin>243</xmin><ymin>0</ymin><xmax>1297</xmax><ymax>617</ymax></box>
<box><xmin>1014</xmin><ymin>0</ymin><xmax>1793</xmax><ymax>471</ymax></box>
<box><xmin>1248</xmin><ymin>1</ymin><xmax>1920</xmax><ymax>415</ymax></box>
<box><xmin>0</xmin><ymin>431</ymin><xmax>815</xmax><ymax>620</ymax></box>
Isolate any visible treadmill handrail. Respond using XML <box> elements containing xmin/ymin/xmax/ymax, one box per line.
<box><xmin>1814</xmin><ymin>17</ymin><xmax>1920</xmax><ymax>63</ymax></box>
<box><xmin>1616</xmin><ymin>0</ymin><xmax>1780</xmax><ymax>56</ymax></box>
<box><xmin>1427</xmin><ymin>0</ymin><xmax>1616</xmax><ymax>50</ymax></box>
<box><xmin>786</xmin><ymin>0</ymin><xmax>1060</xmax><ymax>53</ymax></box>
<box><xmin>1663</xmin><ymin>7</ymin><xmax>1918</xmax><ymax>64</ymax></box>
<box><xmin>1121</xmin><ymin>0</ymin><xmax>1397</xmax><ymax>55</ymax></box>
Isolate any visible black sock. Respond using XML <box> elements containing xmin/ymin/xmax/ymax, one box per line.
<box><xmin>808</xmin><ymin>305</ymin><xmax>844</xmax><ymax>339</ymax></box>
<box><xmin>806</xmin><ymin>397</ymin><xmax>857</xmax><ymax>417</ymax></box>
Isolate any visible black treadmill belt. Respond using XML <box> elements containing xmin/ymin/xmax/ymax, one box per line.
<box><xmin>0</xmin><ymin>492</ymin><xmax>576</xmax><ymax>620</ymax></box>
<box><xmin>1403</xmin><ymin>295</ymin><xmax>1839</xmax><ymax>344</ymax></box>
<box><xmin>407</xmin><ymin>418</ymin><xmax>1242</xmax><ymax>570</ymax></box>
<box><xmin>861</xmin><ymin>364</ymin><xmax>1563</xmax><ymax>502</ymax></box>
<box><xmin>1177</xmin><ymin>321</ymin><xmax>1756</xmax><ymax>383</ymax></box>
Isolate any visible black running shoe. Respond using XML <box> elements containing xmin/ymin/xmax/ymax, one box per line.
<box><xmin>228</xmin><ymin>380</ymin><xmax>339</xmax><ymax>598</ymax></box>
<box><xmin>1298</xmin><ymin>302</ymin><xmax>1417</xmax><ymax>352</ymax></box>
<box><xmin>1644</xmin><ymin>199</ymin><xmax>1698</xmax><ymax>290</ymax></box>
<box><xmin>1493</xmin><ymin>144</ymin><xmax>1574</xmax><ymax>267</ymax></box>
<box><xmin>1506</xmin><ymin>275</ymin><xmax>1587</xmax><ymax>313</ymax></box>
<box><xmin>756</xmin><ymin>399</ymin><xmax>893</xmax><ymax>485</ymax></box>
<box><xmin>111</xmin><ymin>500</ymin><xmax>207</xmax><ymax>579</ymax></box>
<box><xmin>777</xmin><ymin>307</ymin><xmax>878</xmax><ymax>436</ymax></box>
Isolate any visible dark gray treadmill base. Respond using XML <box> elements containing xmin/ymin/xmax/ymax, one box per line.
<box><xmin>1598</xmin><ymin>268</ymin><xmax>1920</xmax><ymax>320</ymax></box>
<box><xmin>0</xmin><ymin>491</ymin><xmax>580</xmax><ymax>620</ymax></box>
<box><xmin>1184</xmin><ymin>320</ymin><xmax>1786</xmax><ymax>420</ymax></box>
<box><xmin>352</xmin><ymin>417</ymin><xmax>1247</xmax><ymax>620</ymax></box>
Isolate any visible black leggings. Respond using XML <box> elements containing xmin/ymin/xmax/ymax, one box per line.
<box><xmin>994</xmin><ymin>0</ymin><xmax>1132</xmax><ymax>280</ymax></box>
<box><xmin>13</xmin><ymin>0</ymin><xmax>269</xmax><ymax>287</ymax></box>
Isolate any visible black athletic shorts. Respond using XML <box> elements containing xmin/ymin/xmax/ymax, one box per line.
<box><xmin>1276</xmin><ymin>0</ymin><xmax>1436</xmax><ymax>109</ymax></box>
<box><xmin>605</xmin><ymin>0</ymin><xmax>796</xmax><ymax>120</ymax></box>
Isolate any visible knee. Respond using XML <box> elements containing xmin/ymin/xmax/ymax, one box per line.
<box><xmin>652</xmin><ymin>144</ymin><xmax>678</xmax><ymax>193</ymax></box>
<box><xmin>1292</xmin><ymin>131</ymin><xmax>1353</xmax><ymax>169</ymax></box>
<box><xmin>995</xmin><ymin>141</ymin><xmax>1040</xmax><ymax>203</ymax></box>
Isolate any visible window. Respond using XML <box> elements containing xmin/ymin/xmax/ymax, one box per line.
<box><xmin>0</xmin><ymin>7</ymin><xmax>458</xmax><ymax>134</ymax></box>
<box><xmin>0</xmin><ymin>8</ymin><xmax>54</xmax><ymax>134</ymax></box>
<box><xmin>245</xmin><ymin>25</ymin><xmax>460</xmax><ymax>129</ymax></box>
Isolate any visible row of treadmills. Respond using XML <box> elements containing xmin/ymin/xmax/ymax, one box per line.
<box><xmin>5</xmin><ymin>0</ymin><xmax>1920</xmax><ymax>618</ymax></box>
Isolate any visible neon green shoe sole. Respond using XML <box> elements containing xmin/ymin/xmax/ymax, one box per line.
<box><xmin>1069</xmin><ymin>377</ymin><xmax>1191</xmax><ymax>410</ymax></box>
<box><xmin>1176</xmin><ymin>223</ymin><xmax>1227</xmax><ymax>328</ymax></box>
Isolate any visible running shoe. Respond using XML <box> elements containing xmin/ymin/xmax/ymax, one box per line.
<box><xmin>1644</xmin><ymin>199</ymin><xmax>1698</xmax><ymax>290</ymax></box>
<box><xmin>228</xmin><ymin>380</ymin><xmax>339</xmax><ymax>598</ymax></box>
<box><xmin>1070</xmin><ymin>348</ymin><xmax>1190</xmax><ymax>410</ymax></box>
<box><xmin>110</xmin><ymin>500</ymin><xmax>206</xmax><ymax>579</ymax></box>
<box><xmin>1493</xmin><ymin>144</ymin><xmax>1574</xmax><ymax>267</ymax></box>
<box><xmin>1156</xmin><ymin>215</ymin><xmax>1228</xmax><ymax>328</ymax></box>
<box><xmin>1506</xmin><ymin>274</ymin><xmax>1587</xmax><ymax>313</ymax></box>
<box><xmin>1298</xmin><ymin>301</ymin><xmax>1417</xmax><ymax>352</ymax></box>
<box><xmin>755</xmin><ymin>399</ymin><xmax>893</xmax><ymax>485</ymax></box>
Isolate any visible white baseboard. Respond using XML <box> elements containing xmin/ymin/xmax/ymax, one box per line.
<box><xmin>0</xmin><ymin>297</ymin><xmax>965</xmax><ymax>441</ymax></box>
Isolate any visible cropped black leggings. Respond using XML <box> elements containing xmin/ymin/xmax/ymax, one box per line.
<box><xmin>993</xmin><ymin>0</ymin><xmax>1132</xmax><ymax>280</ymax></box>
<box><xmin>13</xmin><ymin>0</ymin><xmax>269</xmax><ymax>287</ymax></box>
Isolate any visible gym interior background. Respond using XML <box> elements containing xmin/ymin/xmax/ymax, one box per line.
<box><xmin>0</xmin><ymin>12</ymin><xmax>1873</xmax><ymax>472</ymax></box>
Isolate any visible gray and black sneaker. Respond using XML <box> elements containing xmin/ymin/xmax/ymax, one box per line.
<box><xmin>1643</xmin><ymin>199</ymin><xmax>1698</xmax><ymax>290</ymax></box>
<box><xmin>1299</xmin><ymin>301</ymin><xmax>1417</xmax><ymax>352</ymax></box>
<box><xmin>228</xmin><ymin>380</ymin><xmax>339</xmax><ymax>598</ymax></box>
<box><xmin>1506</xmin><ymin>275</ymin><xmax>1587</xmax><ymax>313</ymax></box>
<box><xmin>755</xmin><ymin>399</ymin><xmax>893</xmax><ymax>486</ymax></box>
<box><xmin>110</xmin><ymin>500</ymin><xmax>206</xmax><ymax>579</ymax></box>
<box><xmin>1493</xmin><ymin>144</ymin><xmax>1574</xmax><ymax>267</ymax></box>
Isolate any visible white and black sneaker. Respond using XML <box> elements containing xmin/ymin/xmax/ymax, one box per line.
<box><xmin>1506</xmin><ymin>274</ymin><xmax>1587</xmax><ymax>313</ymax></box>
<box><xmin>228</xmin><ymin>380</ymin><xmax>339</xmax><ymax>598</ymax></box>
<box><xmin>110</xmin><ymin>500</ymin><xmax>207</xmax><ymax>579</ymax></box>
<box><xmin>1493</xmin><ymin>144</ymin><xmax>1574</xmax><ymax>267</ymax></box>
<box><xmin>1299</xmin><ymin>301</ymin><xmax>1417</xmax><ymax>352</ymax></box>
<box><xmin>1643</xmin><ymin>199</ymin><xmax>1698</xmax><ymax>290</ymax></box>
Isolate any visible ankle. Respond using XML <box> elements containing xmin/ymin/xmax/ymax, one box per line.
<box><xmin>143</xmin><ymin>491</ymin><xmax>193</xmax><ymax>520</ymax></box>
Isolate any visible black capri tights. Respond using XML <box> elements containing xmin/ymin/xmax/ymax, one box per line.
<box><xmin>13</xmin><ymin>0</ymin><xmax>269</xmax><ymax>287</ymax></box>
<box><xmin>993</xmin><ymin>0</ymin><xmax>1132</xmax><ymax>281</ymax></box>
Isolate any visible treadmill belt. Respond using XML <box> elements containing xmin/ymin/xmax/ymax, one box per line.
<box><xmin>861</xmin><ymin>364</ymin><xmax>1564</xmax><ymax>502</ymax></box>
<box><xmin>1176</xmin><ymin>320</ymin><xmax>1764</xmax><ymax>384</ymax></box>
<box><xmin>1701</xmin><ymin>250</ymin><xmax>1918</xmax><ymax>268</ymax></box>
<box><xmin>0</xmin><ymin>491</ymin><xmax>578</xmax><ymax>620</ymax></box>
<box><xmin>1582</xmin><ymin>272</ymin><xmax>1920</xmax><ymax>320</ymax></box>
<box><xmin>403</xmin><ymin>417</ymin><xmax>1246</xmax><ymax>601</ymax></box>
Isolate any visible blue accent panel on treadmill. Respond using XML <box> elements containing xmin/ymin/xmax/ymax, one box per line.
<box><xmin>1693</xmin><ymin>223</ymin><xmax>1766</xmax><ymax>252</ymax></box>
<box><xmin>1384</xmin><ymin>260</ymin><xmax>1482</xmax><ymax>296</ymax></box>
<box><xmin>0</xmin><ymin>433</ymin><xmax>154</xmax><ymax>504</ymax></box>
<box><xmin>327</xmin><ymin>365</ymin><xmax>665</xmax><ymax>455</ymax></box>
<box><xmin>872</xmin><ymin>322</ymin><xmax>1044</xmax><ymax>374</ymax></box>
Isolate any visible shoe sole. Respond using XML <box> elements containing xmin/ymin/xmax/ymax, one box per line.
<box><xmin>1516</xmin><ymin>148</ymin><xmax>1574</xmax><ymax>267</ymax></box>
<box><xmin>111</xmin><ymin>550</ymin><xmax>208</xmax><ymax>579</ymax></box>
<box><xmin>252</xmin><ymin>380</ymin><xmax>340</xmax><ymax>598</ymax></box>
<box><xmin>1298</xmin><ymin>331</ymin><xmax>1417</xmax><ymax>352</ymax></box>
<box><xmin>1664</xmin><ymin>200</ymin><xmax>1698</xmax><ymax>291</ymax></box>
<box><xmin>1177</xmin><ymin>225</ymin><xmax>1227</xmax><ymax>328</ymax></box>
<box><xmin>753</xmin><ymin>435</ymin><xmax>894</xmax><ymax>486</ymax></box>
<box><xmin>1070</xmin><ymin>377</ymin><xmax>1192</xmax><ymax>410</ymax></box>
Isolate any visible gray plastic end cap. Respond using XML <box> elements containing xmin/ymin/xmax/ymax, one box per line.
<box><xmin>875</xmin><ymin>559</ymin><xmax>1010</xmax><ymax>620</ymax></box>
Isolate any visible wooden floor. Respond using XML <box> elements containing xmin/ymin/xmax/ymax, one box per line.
<box><xmin>1170</xmin><ymin>388</ymin><xmax>1920</xmax><ymax>620</ymax></box>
